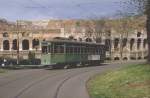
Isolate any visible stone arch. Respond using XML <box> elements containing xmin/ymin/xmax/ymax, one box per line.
<box><xmin>12</xmin><ymin>39</ymin><xmax>17</xmax><ymax>50</ymax></box>
<box><xmin>137</xmin><ymin>32</ymin><xmax>142</xmax><ymax>37</ymax></box>
<box><xmin>123</xmin><ymin>57</ymin><xmax>128</xmax><ymax>60</ymax></box>
<box><xmin>22</xmin><ymin>32</ymin><xmax>29</xmax><ymax>37</ymax></box>
<box><xmin>114</xmin><ymin>38</ymin><xmax>119</xmax><ymax>49</ymax></box>
<box><xmin>68</xmin><ymin>35</ymin><xmax>74</xmax><ymax>40</ymax></box>
<box><xmin>32</xmin><ymin>39</ymin><xmax>39</xmax><ymax>49</ymax></box>
<box><xmin>138</xmin><ymin>56</ymin><xmax>142</xmax><ymax>60</ymax></box>
<box><xmin>122</xmin><ymin>38</ymin><xmax>127</xmax><ymax>48</ymax></box>
<box><xmin>78</xmin><ymin>38</ymin><xmax>82</xmax><ymax>41</ymax></box>
<box><xmin>114</xmin><ymin>57</ymin><xmax>120</xmax><ymax>60</ymax></box>
<box><xmin>22</xmin><ymin>39</ymin><xmax>29</xmax><ymax>50</ymax></box>
<box><xmin>130</xmin><ymin>38</ymin><xmax>135</xmax><ymax>51</ymax></box>
<box><xmin>3</xmin><ymin>32</ymin><xmax>9</xmax><ymax>37</ymax></box>
<box><xmin>144</xmin><ymin>56</ymin><xmax>147</xmax><ymax>59</ymax></box>
<box><xmin>3</xmin><ymin>40</ymin><xmax>10</xmax><ymax>50</ymax></box>
<box><xmin>143</xmin><ymin>39</ymin><xmax>147</xmax><ymax>48</ymax></box>
<box><xmin>130</xmin><ymin>56</ymin><xmax>136</xmax><ymax>60</ymax></box>
<box><xmin>96</xmin><ymin>37</ymin><xmax>102</xmax><ymax>43</ymax></box>
<box><xmin>137</xmin><ymin>39</ymin><xmax>141</xmax><ymax>50</ymax></box>
<box><xmin>85</xmin><ymin>38</ymin><xmax>92</xmax><ymax>42</ymax></box>
<box><xmin>43</xmin><ymin>39</ymin><xmax>46</xmax><ymax>41</ymax></box>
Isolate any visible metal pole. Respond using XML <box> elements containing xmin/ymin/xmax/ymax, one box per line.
<box><xmin>16</xmin><ymin>20</ymin><xmax>20</xmax><ymax>65</ymax></box>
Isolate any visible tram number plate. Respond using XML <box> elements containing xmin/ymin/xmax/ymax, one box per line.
<box><xmin>88</xmin><ymin>55</ymin><xmax>100</xmax><ymax>60</ymax></box>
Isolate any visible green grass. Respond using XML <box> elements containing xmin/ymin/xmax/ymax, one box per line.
<box><xmin>88</xmin><ymin>64</ymin><xmax>150</xmax><ymax>98</ymax></box>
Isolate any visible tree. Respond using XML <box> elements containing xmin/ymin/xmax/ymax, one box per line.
<box><xmin>108</xmin><ymin>16</ymin><xmax>135</xmax><ymax>60</ymax></box>
<box><xmin>146</xmin><ymin>0</ymin><xmax>150</xmax><ymax>62</ymax></box>
<box><xmin>93</xmin><ymin>19</ymin><xmax>107</xmax><ymax>41</ymax></box>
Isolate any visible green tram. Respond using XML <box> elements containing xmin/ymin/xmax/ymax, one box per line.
<box><xmin>41</xmin><ymin>38</ymin><xmax>106</xmax><ymax>68</ymax></box>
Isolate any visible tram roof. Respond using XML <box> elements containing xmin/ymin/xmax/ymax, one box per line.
<box><xmin>42</xmin><ymin>39</ymin><xmax>105</xmax><ymax>46</ymax></box>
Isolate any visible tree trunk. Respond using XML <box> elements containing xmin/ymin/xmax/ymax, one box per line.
<box><xmin>146</xmin><ymin>15</ymin><xmax>150</xmax><ymax>62</ymax></box>
<box><xmin>146</xmin><ymin>0</ymin><xmax>150</xmax><ymax>62</ymax></box>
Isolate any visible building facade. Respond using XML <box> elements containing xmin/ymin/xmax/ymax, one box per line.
<box><xmin>0</xmin><ymin>19</ymin><xmax>148</xmax><ymax>62</ymax></box>
<box><xmin>104</xmin><ymin>30</ymin><xmax>148</xmax><ymax>61</ymax></box>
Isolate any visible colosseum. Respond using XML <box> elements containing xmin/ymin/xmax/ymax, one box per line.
<box><xmin>0</xmin><ymin>16</ymin><xmax>148</xmax><ymax>64</ymax></box>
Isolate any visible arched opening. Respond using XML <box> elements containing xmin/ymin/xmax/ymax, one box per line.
<box><xmin>86</xmin><ymin>38</ymin><xmax>92</xmax><ymax>42</ymax></box>
<box><xmin>138</xmin><ymin>56</ymin><xmax>142</xmax><ymax>60</ymax></box>
<box><xmin>12</xmin><ymin>39</ymin><xmax>17</xmax><ymax>50</ymax></box>
<box><xmin>96</xmin><ymin>37</ymin><xmax>102</xmax><ymax>43</ymax></box>
<box><xmin>114</xmin><ymin>57</ymin><xmax>120</xmax><ymax>60</ymax></box>
<box><xmin>143</xmin><ymin>39</ymin><xmax>147</xmax><ymax>48</ymax></box>
<box><xmin>123</xmin><ymin>57</ymin><xmax>128</xmax><ymax>60</ymax></box>
<box><xmin>130</xmin><ymin>56</ymin><xmax>136</xmax><ymax>60</ymax></box>
<box><xmin>114</xmin><ymin>38</ymin><xmax>119</xmax><ymax>49</ymax></box>
<box><xmin>137</xmin><ymin>39</ymin><xmax>141</xmax><ymax>50</ymax></box>
<box><xmin>144</xmin><ymin>56</ymin><xmax>147</xmax><ymax>59</ymax></box>
<box><xmin>106</xmin><ymin>57</ymin><xmax>111</xmax><ymax>60</ymax></box>
<box><xmin>130</xmin><ymin>39</ymin><xmax>135</xmax><ymax>51</ymax></box>
<box><xmin>32</xmin><ymin>39</ymin><xmax>39</xmax><ymax>49</ymax></box>
<box><xmin>122</xmin><ymin>38</ymin><xmax>127</xmax><ymax>48</ymax></box>
<box><xmin>22</xmin><ymin>39</ymin><xmax>29</xmax><ymax>50</ymax></box>
<box><xmin>105</xmin><ymin>39</ymin><xmax>111</xmax><ymax>51</ymax></box>
<box><xmin>22</xmin><ymin>32</ymin><xmax>29</xmax><ymax>37</ymax></box>
<box><xmin>78</xmin><ymin>38</ymin><xmax>82</xmax><ymax>41</ymax></box>
<box><xmin>3</xmin><ymin>40</ymin><xmax>10</xmax><ymax>50</ymax></box>
<box><xmin>68</xmin><ymin>36</ymin><xmax>74</xmax><ymax>40</ymax></box>
<box><xmin>3</xmin><ymin>32</ymin><xmax>9</xmax><ymax>37</ymax></box>
<box><xmin>137</xmin><ymin>32</ymin><xmax>142</xmax><ymax>37</ymax></box>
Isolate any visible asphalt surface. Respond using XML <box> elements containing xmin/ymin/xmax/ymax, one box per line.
<box><xmin>0</xmin><ymin>61</ymin><xmax>145</xmax><ymax>98</ymax></box>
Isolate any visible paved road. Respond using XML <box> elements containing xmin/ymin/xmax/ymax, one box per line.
<box><xmin>0</xmin><ymin>61</ymin><xmax>145</xmax><ymax>98</ymax></box>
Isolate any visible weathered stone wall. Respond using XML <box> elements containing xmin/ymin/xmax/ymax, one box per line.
<box><xmin>0</xmin><ymin>19</ymin><xmax>148</xmax><ymax>61</ymax></box>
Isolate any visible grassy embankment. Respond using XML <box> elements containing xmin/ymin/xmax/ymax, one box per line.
<box><xmin>88</xmin><ymin>64</ymin><xmax>150</xmax><ymax>98</ymax></box>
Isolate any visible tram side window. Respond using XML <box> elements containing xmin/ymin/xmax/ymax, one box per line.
<box><xmin>48</xmin><ymin>45</ymin><xmax>51</xmax><ymax>53</ymax></box>
<box><xmin>93</xmin><ymin>48</ymin><xmax>96</xmax><ymax>54</ymax></box>
<box><xmin>54</xmin><ymin>45</ymin><xmax>64</xmax><ymax>53</ymax></box>
<box><xmin>99</xmin><ymin>47</ymin><xmax>101</xmax><ymax>54</ymax></box>
<box><xmin>66</xmin><ymin>46</ymin><xmax>73</xmax><ymax>54</ymax></box>
<box><xmin>85</xmin><ymin>47</ymin><xmax>87</xmax><ymax>54</ymax></box>
<box><xmin>66</xmin><ymin>47</ymin><xmax>69</xmax><ymax>54</ymax></box>
<box><xmin>97</xmin><ymin>47</ymin><xmax>101</xmax><ymax>54</ymax></box>
<box><xmin>81</xmin><ymin>47</ymin><xmax>84</xmax><ymax>54</ymax></box>
<box><xmin>101</xmin><ymin>46</ymin><xmax>103</xmax><ymax>54</ymax></box>
<box><xmin>74</xmin><ymin>47</ymin><xmax>78</xmax><ymax>54</ymax></box>
<box><xmin>96</xmin><ymin>48</ymin><xmax>98</xmax><ymax>54</ymax></box>
<box><xmin>42</xmin><ymin>46</ymin><xmax>48</xmax><ymax>54</ymax></box>
<box><xmin>54</xmin><ymin>45</ymin><xmax>57</xmax><ymax>53</ymax></box>
<box><xmin>91</xmin><ymin>47</ymin><xmax>94</xmax><ymax>54</ymax></box>
<box><xmin>87</xmin><ymin>47</ymin><xmax>90</xmax><ymax>54</ymax></box>
<box><xmin>70</xmin><ymin>47</ymin><xmax>73</xmax><ymax>53</ymax></box>
<box><xmin>77</xmin><ymin>47</ymin><xmax>80</xmax><ymax>54</ymax></box>
<box><xmin>89</xmin><ymin>48</ymin><xmax>92</xmax><ymax>54</ymax></box>
<box><xmin>59</xmin><ymin>46</ymin><xmax>64</xmax><ymax>53</ymax></box>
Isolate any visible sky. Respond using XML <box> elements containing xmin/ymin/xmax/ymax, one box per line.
<box><xmin>0</xmin><ymin>0</ymin><xmax>123</xmax><ymax>21</ymax></box>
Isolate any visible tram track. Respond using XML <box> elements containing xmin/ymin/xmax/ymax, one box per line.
<box><xmin>13</xmin><ymin>67</ymin><xmax>99</xmax><ymax>98</ymax></box>
<box><xmin>0</xmin><ymin>69</ymin><xmax>70</xmax><ymax>98</ymax></box>
<box><xmin>13</xmin><ymin>68</ymin><xmax>90</xmax><ymax>98</ymax></box>
<box><xmin>0</xmin><ymin>61</ymin><xmax>145</xmax><ymax>98</ymax></box>
<box><xmin>54</xmin><ymin>69</ymin><xmax>94</xmax><ymax>98</ymax></box>
<box><xmin>54</xmin><ymin>61</ymin><xmax>146</xmax><ymax>98</ymax></box>
<box><xmin>14</xmin><ymin>70</ymin><xmax>66</xmax><ymax>98</ymax></box>
<box><xmin>0</xmin><ymin>69</ymin><xmax>45</xmax><ymax>87</ymax></box>
<box><xmin>53</xmin><ymin>66</ymin><xmax>110</xmax><ymax>98</ymax></box>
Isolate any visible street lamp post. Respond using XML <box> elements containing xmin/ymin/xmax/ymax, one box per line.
<box><xmin>16</xmin><ymin>20</ymin><xmax>20</xmax><ymax>65</ymax></box>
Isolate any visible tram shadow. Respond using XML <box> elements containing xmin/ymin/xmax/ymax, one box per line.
<box><xmin>44</xmin><ymin>62</ymin><xmax>108</xmax><ymax>70</ymax></box>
